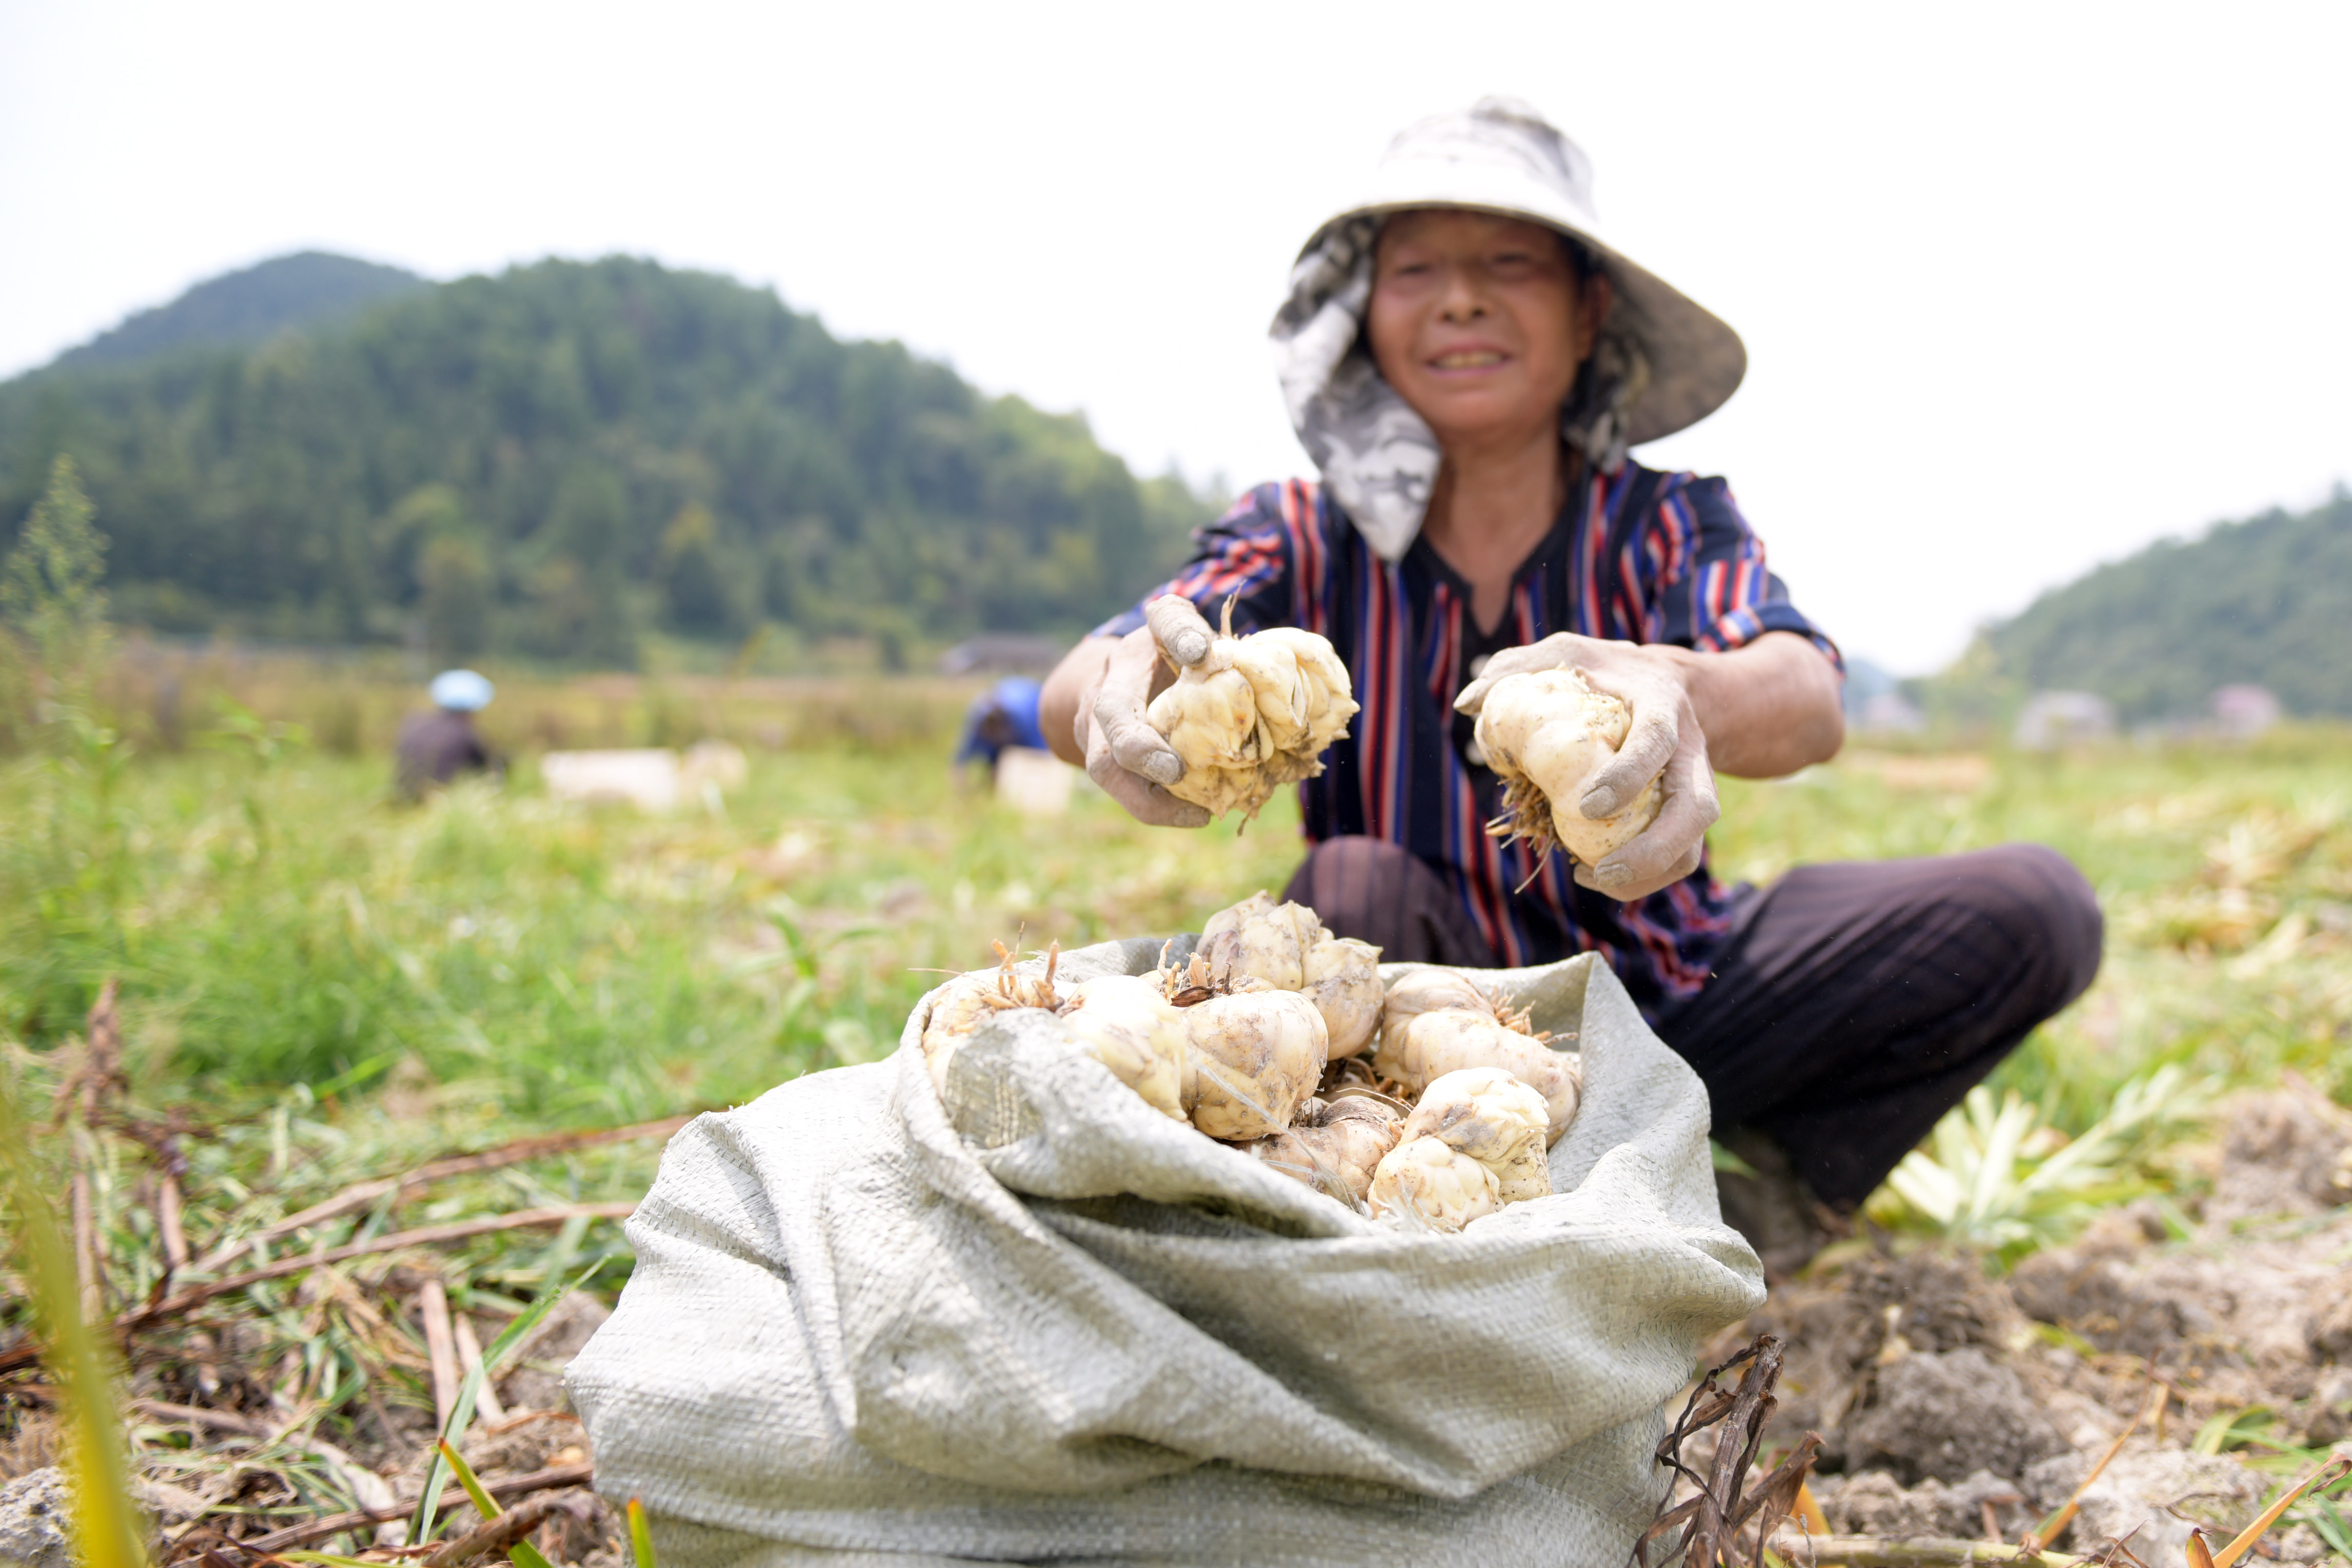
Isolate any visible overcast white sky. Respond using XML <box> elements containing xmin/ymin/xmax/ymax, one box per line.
<box><xmin>4</xmin><ymin>1</ymin><xmax>2346</xmax><ymax>673</ymax></box>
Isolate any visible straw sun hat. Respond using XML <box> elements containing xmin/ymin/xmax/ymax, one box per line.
<box><xmin>1271</xmin><ymin>97</ymin><xmax>1746</xmax><ymax>561</ymax></box>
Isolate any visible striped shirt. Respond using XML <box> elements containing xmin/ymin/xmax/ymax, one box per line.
<box><xmin>1097</xmin><ymin>461</ymin><xmax>1840</xmax><ymax>1020</ymax></box>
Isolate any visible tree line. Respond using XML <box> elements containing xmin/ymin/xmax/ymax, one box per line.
<box><xmin>0</xmin><ymin>256</ymin><xmax>1211</xmax><ymax>666</ymax></box>
<box><xmin>1928</xmin><ymin>488</ymin><xmax>2352</xmax><ymax>721</ymax></box>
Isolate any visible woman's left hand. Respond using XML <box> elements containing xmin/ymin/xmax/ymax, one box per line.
<box><xmin>1454</xmin><ymin>633</ymin><xmax>1721</xmax><ymax>902</ymax></box>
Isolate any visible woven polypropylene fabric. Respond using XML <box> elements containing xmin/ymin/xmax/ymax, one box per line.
<box><xmin>567</xmin><ymin>944</ymin><xmax>1763</xmax><ymax>1566</ymax></box>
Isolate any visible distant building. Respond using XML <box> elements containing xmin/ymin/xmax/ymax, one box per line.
<box><xmin>2014</xmin><ymin>691</ymin><xmax>2116</xmax><ymax>750</ymax></box>
<box><xmin>2210</xmin><ymin>684</ymin><xmax>2282</xmax><ymax>739</ymax></box>
<box><xmin>938</xmin><ymin>635</ymin><xmax>1066</xmax><ymax>676</ymax></box>
<box><xmin>1854</xmin><ymin>691</ymin><xmax>1926</xmax><ymax>735</ymax></box>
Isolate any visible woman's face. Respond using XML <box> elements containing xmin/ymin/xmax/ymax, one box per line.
<box><xmin>1367</xmin><ymin>208</ymin><xmax>1609</xmax><ymax>451</ymax></box>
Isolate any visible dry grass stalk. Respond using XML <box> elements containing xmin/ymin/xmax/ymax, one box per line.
<box><xmin>155</xmin><ymin>1172</ymin><xmax>188</xmax><ymax>1271</ymax></box>
<box><xmin>423</xmin><ymin>1494</ymin><xmax>568</xmax><ymax>1567</ymax></box>
<box><xmin>1632</xmin><ymin>1335</ymin><xmax>1824</xmax><ymax>1568</ymax></box>
<box><xmin>2185</xmin><ymin>1456</ymin><xmax>2351</xmax><ymax>1568</ymax></box>
<box><xmin>71</xmin><ymin>1164</ymin><xmax>104</xmax><ymax>1320</ymax></box>
<box><xmin>237</xmin><ymin>1460</ymin><xmax>595</xmax><ymax>1553</ymax></box>
<box><xmin>191</xmin><ymin>1113</ymin><xmax>691</xmax><ymax>1273</ymax></box>
<box><xmin>129</xmin><ymin>1400</ymin><xmax>269</xmax><ymax>1436</ymax></box>
<box><xmin>2022</xmin><ymin>1364</ymin><xmax>2163</xmax><ymax>1552</ymax></box>
<box><xmin>0</xmin><ymin>1201</ymin><xmax>633</xmax><ymax>1376</ymax></box>
<box><xmin>452</xmin><ymin>1312</ymin><xmax>506</xmax><ymax>1425</ymax></box>
<box><xmin>418</xmin><ymin>1279</ymin><xmax>461</xmax><ymax>1434</ymax></box>
<box><xmin>1797</xmin><ymin>1538</ymin><xmax>2087</xmax><ymax>1567</ymax></box>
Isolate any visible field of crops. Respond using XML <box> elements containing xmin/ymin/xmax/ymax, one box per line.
<box><xmin>5</xmin><ymin>675</ymin><xmax>2348</xmax><ymax>1212</ymax></box>
<box><xmin>3</xmin><ymin>667</ymin><xmax>2348</xmax><ymax>1556</ymax></box>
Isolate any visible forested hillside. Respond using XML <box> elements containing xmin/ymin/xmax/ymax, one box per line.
<box><xmin>51</xmin><ymin>251</ymin><xmax>428</xmax><ymax>370</ymax></box>
<box><xmin>0</xmin><ymin>256</ymin><xmax>1208</xmax><ymax>663</ymax></box>
<box><xmin>1961</xmin><ymin>490</ymin><xmax>2351</xmax><ymax>719</ymax></box>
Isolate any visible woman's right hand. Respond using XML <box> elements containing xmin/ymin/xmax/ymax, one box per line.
<box><xmin>1072</xmin><ymin>596</ymin><xmax>1219</xmax><ymax>828</ymax></box>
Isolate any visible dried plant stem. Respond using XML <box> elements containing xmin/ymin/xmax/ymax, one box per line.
<box><xmin>191</xmin><ymin>1114</ymin><xmax>690</xmax><ymax>1273</ymax></box>
<box><xmin>133</xmin><ymin>1202</ymin><xmax>633</xmax><ymax>1324</ymax></box>
<box><xmin>424</xmin><ymin>1495</ymin><xmax>563</xmax><ymax>1567</ymax></box>
<box><xmin>452</xmin><ymin>1310</ymin><xmax>506</xmax><ymax>1425</ymax></box>
<box><xmin>71</xmin><ymin>1164</ymin><xmax>104</xmax><ymax>1320</ymax></box>
<box><xmin>2023</xmin><ymin>1365</ymin><xmax>2162</xmax><ymax>1552</ymax></box>
<box><xmin>418</xmin><ymin>1279</ymin><xmax>462</xmax><ymax>1434</ymax></box>
<box><xmin>2191</xmin><ymin>1456</ymin><xmax>2351</xmax><ymax>1568</ymax></box>
<box><xmin>0</xmin><ymin>1202</ymin><xmax>633</xmax><ymax>1375</ymax></box>
<box><xmin>130</xmin><ymin>1399</ymin><xmax>271</xmax><ymax>1436</ymax></box>
<box><xmin>1798</xmin><ymin>1538</ymin><xmax>2087</xmax><ymax>1567</ymax></box>
<box><xmin>239</xmin><ymin>1461</ymin><xmax>594</xmax><ymax>1553</ymax></box>
<box><xmin>192</xmin><ymin>1122</ymin><xmax>672</xmax><ymax>1271</ymax></box>
<box><xmin>1634</xmin><ymin>1335</ymin><xmax>1823</xmax><ymax>1568</ymax></box>
<box><xmin>156</xmin><ymin>1172</ymin><xmax>189</xmax><ymax>1271</ymax></box>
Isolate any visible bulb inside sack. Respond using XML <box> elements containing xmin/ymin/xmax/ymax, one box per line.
<box><xmin>914</xmin><ymin>895</ymin><xmax>1584</xmax><ymax>1236</ymax></box>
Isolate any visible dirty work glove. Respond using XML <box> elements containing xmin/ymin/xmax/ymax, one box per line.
<box><xmin>1074</xmin><ymin>596</ymin><xmax>1216</xmax><ymax>829</ymax></box>
<box><xmin>1455</xmin><ymin>632</ymin><xmax>1720</xmax><ymax>902</ymax></box>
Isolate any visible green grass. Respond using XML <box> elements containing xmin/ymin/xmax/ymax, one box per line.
<box><xmin>2</xmin><ymin>693</ymin><xmax>2346</xmax><ymax>1290</ymax></box>
<box><xmin>1713</xmin><ymin>732</ymin><xmax>2351</xmax><ymax>1132</ymax></box>
<box><xmin>5</xmin><ymin>706</ymin><xmax>2347</xmax><ymax>1130</ymax></box>
<box><xmin>0</xmin><ymin>710</ymin><xmax>1305</xmax><ymax>1121</ymax></box>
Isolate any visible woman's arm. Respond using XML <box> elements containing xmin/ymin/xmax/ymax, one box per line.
<box><xmin>1667</xmin><ymin>630</ymin><xmax>1846</xmax><ymax>778</ymax></box>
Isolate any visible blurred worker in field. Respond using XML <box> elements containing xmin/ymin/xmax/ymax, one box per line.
<box><xmin>952</xmin><ymin>676</ymin><xmax>1047</xmax><ymax>782</ymax></box>
<box><xmin>396</xmin><ymin>669</ymin><xmax>500</xmax><ymax>799</ymax></box>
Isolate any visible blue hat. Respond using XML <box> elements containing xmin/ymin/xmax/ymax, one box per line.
<box><xmin>429</xmin><ymin>669</ymin><xmax>495</xmax><ymax>712</ymax></box>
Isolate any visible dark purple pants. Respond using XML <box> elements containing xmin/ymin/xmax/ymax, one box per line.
<box><xmin>1282</xmin><ymin>837</ymin><xmax>2103</xmax><ymax>1207</ymax></box>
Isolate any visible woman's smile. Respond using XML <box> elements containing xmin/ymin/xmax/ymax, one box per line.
<box><xmin>1428</xmin><ymin>346</ymin><xmax>1512</xmax><ymax>372</ymax></box>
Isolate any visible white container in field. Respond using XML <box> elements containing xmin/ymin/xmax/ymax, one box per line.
<box><xmin>994</xmin><ymin>746</ymin><xmax>1074</xmax><ymax>816</ymax></box>
<box><xmin>681</xmin><ymin>740</ymin><xmax>749</xmax><ymax>794</ymax></box>
<box><xmin>542</xmin><ymin>749</ymin><xmax>682</xmax><ymax>812</ymax></box>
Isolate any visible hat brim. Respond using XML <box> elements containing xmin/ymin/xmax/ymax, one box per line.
<box><xmin>1307</xmin><ymin>161</ymin><xmax>1746</xmax><ymax>446</ymax></box>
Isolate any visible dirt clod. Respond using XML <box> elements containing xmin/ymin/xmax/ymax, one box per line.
<box><xmin>2206</xmin><ymin>1089</ymin><xmax>2352</xmax><ymax>1222</ymax></box>
<box><xmin>2008</xmin><ymin>1211</ymin><xmax>2214</xmax><ymax>1357</ymax></box>
<box><xmin>2308</xmin><ymin>1270</ymin><xmax>2352</xmax><ymax>1362</ymax></box>
<box><xmin>1845</xmin><ymin>1347</ymin><xmax>2069</xmax><ymax>1484</ymax></box>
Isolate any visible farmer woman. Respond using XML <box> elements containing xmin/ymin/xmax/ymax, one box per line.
<box><xmin>1042</xmin><ymin>99</ymin><xmax>2102</xmax><ymax>1270</ymax></box>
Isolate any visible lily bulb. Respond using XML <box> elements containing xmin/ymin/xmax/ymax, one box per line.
<box><xmin>1241</xmin><ymin>1093</ymin><xmax>1404</xmax><ymax>1208</ymax></box>
<box><xmin>1057</xmin><ymin>973</ymin><xmax>1191</xmax><ymax>1121</ymax></box>
<box><xmin>1146</xmin><ymin>598</ymin><xmax>1359</xmax><ymax>820</ymax></box>
<box><xmin>1396</xmin><ymin>1067</ymin><xmax>1553</xmax><ymax>1204</ymax></box>
<box><xmin>1369</xmin><ymin>1135</ymin><xmax>1499</xmax><ymax>1233</ymax></box>
<box><xmin>1183</xmin><ymin>981</ymin><xmax>1328</xmax><ymax>1140</ymax></box>
<box><xmin>1472</xmin><ymin>665</ymin><xmax>1662</xmax><ymax>865</ymax></box>
<box><xmin>1199</xmin><ymin>891</ymin><xmax>1384</xmax><ymax>1057</ymax></box>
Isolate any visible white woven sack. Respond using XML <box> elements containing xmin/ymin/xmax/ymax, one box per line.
<box><xmin>568</xmin><ymin>938</ymin><xmax>1763</xmax><ymax>1567</ymax></box>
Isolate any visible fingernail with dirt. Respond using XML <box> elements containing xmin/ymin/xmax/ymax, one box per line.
<box><xmin>1143</xmin><ymin>751</ymin><xmax>1184</xmax><ymax>785</ymax></box>
<box><xmin>1581</xmin><ymin>787</ymin><xmax>1619</xmax><ymax>818</ymax></box>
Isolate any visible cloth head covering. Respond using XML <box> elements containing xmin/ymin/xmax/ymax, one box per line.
<box><xmin>1270</xmin><ymin>97</ymin><xmax>1748</xmax><ymax>561</ymax></box>
<box><xmin>428</xmin><ymin>669</ymin><xmax>495</xmax><ymax>712</ymax></box>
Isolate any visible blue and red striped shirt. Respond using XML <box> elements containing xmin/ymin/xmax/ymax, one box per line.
<box><xmin>1098</xmin><ymin>461</ymin><xmax>1841</xmax><ymax>1020</ymax></box>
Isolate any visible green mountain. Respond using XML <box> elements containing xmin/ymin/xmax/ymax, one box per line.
<box><xmin>1942</xmin><ymin>490</ymin><xmax>2352</xmax><ymax>721</ymax></box>
<box><xmin>51</xmin><ymin>251</ymin><xmax>429</xmax><ymax>370</ymax></box>
<box><xmin>0</xmin><ymin>256</ymin><xmax>1206</xmax><ymax>663</ymax></box>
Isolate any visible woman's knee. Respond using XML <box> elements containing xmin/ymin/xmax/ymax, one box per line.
<box><xmin>1975</xmin><ymin>843</ymin><xmax>2104</xmax><ymax>1013</ymax></box>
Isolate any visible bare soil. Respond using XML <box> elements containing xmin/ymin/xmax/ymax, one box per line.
<box><xmin>1724</xmin><ymin>1090</ymin><xmax>2352</xmax><ymax>1568</ymax></box>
